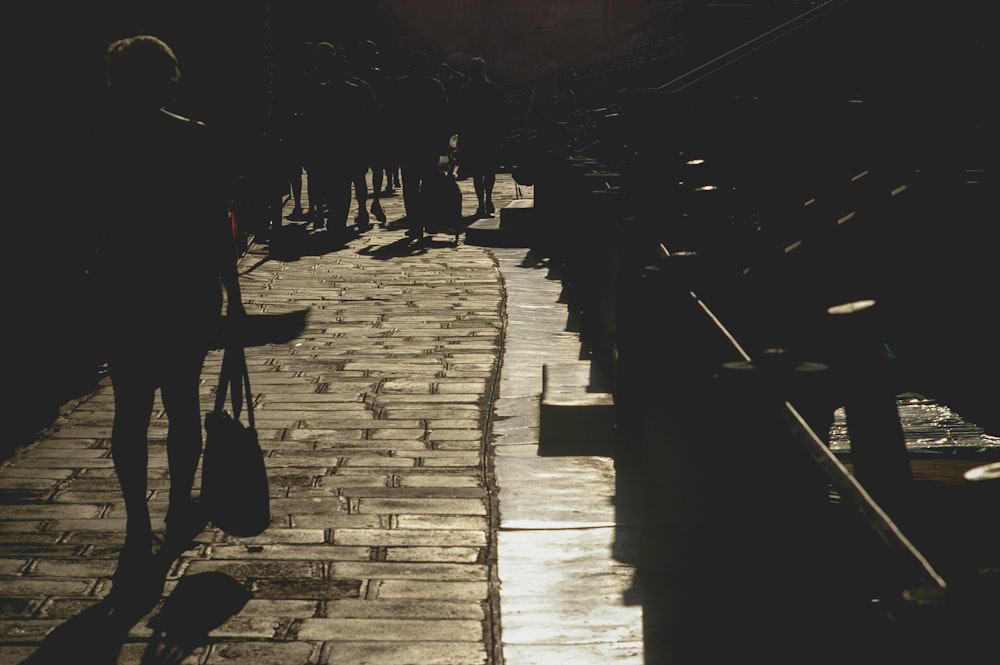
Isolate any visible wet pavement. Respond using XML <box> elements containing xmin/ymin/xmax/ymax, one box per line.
<box><xmin>0</xmin><ymin>173</ymin><xmax>648</xmax><ymax>664</ymax></box>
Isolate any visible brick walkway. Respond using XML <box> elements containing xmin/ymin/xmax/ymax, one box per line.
<box><xmin>0</xmin><ymin>173</ymin><xmax>646</xmax><ymax>665</ymax></box>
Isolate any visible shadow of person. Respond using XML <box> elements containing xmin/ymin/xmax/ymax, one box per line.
<box><xmin>211</xmin><ymin>307</ymin><xmax>310</xmax><ymax>349</ymax></box>
<box><xmin>356</xmin><ymin>236</ymin><xmax>428</xmax><ymax>260</ymax></box>
<box><xmin>141</xmin><ymin>572</ymin><xmax>252</xmax><ymax>664</ymax></box>
<box><xmin>19</xmin><ymin>593</ymin><xmax>159</xmax><ymax>665</ymax></box>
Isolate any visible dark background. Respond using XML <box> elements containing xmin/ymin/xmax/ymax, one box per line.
<box><xmin>7</xmin><ymin>0</ymin><xmax>994</xmax><ymax>453</ymax></box>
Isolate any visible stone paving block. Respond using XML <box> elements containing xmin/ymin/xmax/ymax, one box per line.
<box><xmin>373</xmin><ymin>394</ymin><xmax>484</xmax><ymax>404</ymax></box>
<box><xmin>208</xmin><ymin>639</ymin><xmax>319</xmax><ymax>664</ymax></box>
<box><xmin>48</xmin><ymin>489</ymin><xmax>126</xmax><ymax>504</ymax></box>
<box><xmin>208</xmin><ymin>544</ymin><xmax>370</xmax><ymax>561</ymax></box>
<box><xmin>397</xmin><ymin>474</ymin><xmax>482</xmax><ymax>488</ymax></box>
<box><xmin>394</xmin><ymin>515</ymin><xmax>489</xmax><ymax>531</ymax></box>
<box><xmin>331</xmin><ymin>529</ymin><xmax>486</xmax><ymax>548</ymax></box>
<box><xmin>0</xmin><ymin>579</ymin><xmax>95</xmax><ymax>597</ymax></box>
<box><xmin>288</xmin><ymin>514</ymin><xmax>384</xmax><ymax>529</ymax></box>
<box><xmin>29</xmin><ymin>558</ymin><xmax>116</xmax><ymax>578</ymax></box>
<box><xmin>298</xmin><ymin>617</ymin><xmax>483</xmax><ymax>642</ymax></box>
<box><xmin>0</xmin><ymin>504</ymin><xmax>104</xmax><ymax>520</ymax></box>
<box><xmin>320</xmin><ymin>640</ymin><xmax>487</xmax><ymax>665</ymax></box>
<box><xmin>0</xmin><ymin>521</ymin><xmax>60</xmax><ymax>535</ymax></box>
<box><xmin>430</xmin><ymin>441</ymin><xmax>484</xmax><ymax>451</ymax></box>
<box><xmin>383</xmin><ymin>547</ymin><xmax>482</xmax><ymax>564</ymax></box>
<box><xmin>381</xmin><ymin>405</ymin><xmax>482</xmax><ymax>418</ymax></box>
<box><xmin>246</xmin><ymin>578</ymin><xmax>362</xmax><ymax>601</ymax></box>
<box><xmin>373</xmin><ymin>579</ymin><xmax>487</xmax><ymax>601</ymax></box>
<box><xmin>0</xmin><ymin>559</ymin><xmax>27</xmax><ymax>576</ymax></box>
<box><xmin>0</xmin><ymin>469</ymin><xmax>74</xmax><ymax>480</ymax></box>
<box><xmin>357</xmin><ymin>498</ymin><xmax>486</xmax><ymax>515</ymax></box>
<box><xmin>501</xmin><ymin>642</ymin><xmax>644</xmax><ymax>665</ymax></box>
<box><xmin>198</xmin><ymin>615</ymin><xmax>285</xmax><ymax>639</ymax></box>
<box><xmin>12</xmin><ymin>442</ymin><xmax>105</xmax><ymax>458</ymax></box>
<box><xmin>269</xmin><ymin>496</ymin><xmax>348</xmax><ymax>513</ymax></box>
<box><xmin>339</xmin><ymin>457</ymin><xmax>417</xmax><ymax>469</ymax></box>
<box><xmin>6</xmin><ymin>458</ymin><xmax>115</xmax><ymax>470</ymax></box>
<box><xmin>336</xmin><ymin>486</ymin><xmax>483</xmax><ymax>498</ymax></box>
<box><xmin>0</xmin><ymin>599</ymin><xmax>41</xmax><ymax>624</ymax></box>
<box><xmin>367</xmin><ymin>429</ymin><xmax>426</xmax><ymax>441</ymax></box>
<box><xmin>419</xmin><ymin>456</ymin><xmax>482</xmax><ymax>468</ymax></box>
<box><xmin>0</xmin><ymin>534</ymin><xmax>64</xmax><ymax>547</ymax></box>
<box><xmin>216</xmin><ymin>528</ymin><xmax>327</xmax><ymax>545</ymax></box>
<box><xmin>0</xmin><ymin>619</ymin><xmax>64</xmax><ymax>642</ymax></box>
<box><xmin>323</xmin><ymin>598</ymin><xmax>484</xmax><ymax>619</ymax></box>
<box><xmin>236</xmin><ymin>598</ymin><xmax>319</xmax><ymax>617</ymax></box>
<box><xmin>327</xmin><ymin>561</ymin><xmax>486</xmax><ymax>582</ymax></box>
<box><xmin>184</xmin><ymin>560</ymin><xmax>322</xmax><ymax>580</ymax></box>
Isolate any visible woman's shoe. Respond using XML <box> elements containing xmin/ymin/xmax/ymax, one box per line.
<box><xmin>160</xmin><ymin>501</ymin><xmax>208</xmax><ymax>559</ymax></box>
<box><xmin>108</xmin><ymin>536</ymin><xmax>164</xmax><ymax>611</ymax></box>
<box><xmin>485</xmin><ymin>201</ymin><xmax>495</xmax><ymax>214</ymax></box>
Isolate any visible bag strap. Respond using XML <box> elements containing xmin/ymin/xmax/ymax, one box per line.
<box><xmin>213</xmin><ymin>345</ymin><xmax>255</xmax><ymax>428</ymax></box>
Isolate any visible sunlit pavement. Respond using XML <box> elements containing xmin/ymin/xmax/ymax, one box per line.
<box><xmin>0</xmin><ymin>172</ymin><xmax>648</xmax><ymax>664</ymax></box>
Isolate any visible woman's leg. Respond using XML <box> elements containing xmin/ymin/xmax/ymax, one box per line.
<box><xmin>473</xmin><ymin>174</ymin><xmax>486</xmax><ymax>214</ymax></box>
<box><xmin>159</xmin><ymin>348</ymin><xmax>207</xmax><ymax>524</ymax></box>
<box><xmin>109</xmin><ymin>359</ymin><xmax>157</xmax><ymax>545</ymax></box>
<box><xmin>484</xmin><ymin>172</ymin><xmax>497</xmax><ymax>213</ymax></box>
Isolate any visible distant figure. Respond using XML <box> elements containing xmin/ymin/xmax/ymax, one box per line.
<box><xmin>301</xmin><ymin>42</ymin><xmax>377</xmax><ymax>238</ymax></box>
<box><xmin>393</xmin><ymin>50</ymin><xmax>450</xmax><ymax>241</ymax></box>
<box><xmin>349</xmin><ymin>39</ymin><xmax>394</xmax><ymax>225</ymax></box>
<box><xmin>275</xmin><ymin>41</ymin><xmax>315</xmax><ymax>222</ymax></box>
<box><xmin>91</xmin><ymin>35</ymin><xmax>245</xmax><ymax>606</ymax></box>
<box><xmin>454</xmin><ymin>56</ymin><xmax>510</xmax><ymax>217</ymax></box>
<box><xmin>529</xmin><ymin>64</ymin><xmax>578</xmax><ymax>153</ymax></box>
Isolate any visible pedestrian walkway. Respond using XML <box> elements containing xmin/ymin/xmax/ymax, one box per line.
<box><xmin>0</xmin><ymin>173</ymin><xmax>646</xmax><ymax>664</ymax></box>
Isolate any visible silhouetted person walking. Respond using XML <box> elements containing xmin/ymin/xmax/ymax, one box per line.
<box><xmin>454</xmin><ymin>56</ymin><xmax>510</xmax><ymax>217</ymax></box>
<box><xmin>276</xmin><ymin>41</ymin><xmax>315</xmax><ymax>222</ymax></box>
<box><xmin>91</xmin><ymin>35</ymin><xmax>245</xmax><ymax>607</ymax></box>
<box><xmin>302</xmin><ymin>42</ymin><xmax>376</xmax><ymax>238</ymax></box>
<box><xmin>394</xmin><ymin>50</ymin><xmax>450</xmax><ymax>241</ymax></box>
<box><xmin>349</xmin><ymin>39</ymin><xmax>394</xmax><ymax>225</ymax></box>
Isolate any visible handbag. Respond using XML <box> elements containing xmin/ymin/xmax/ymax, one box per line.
<box><xmin>201</xmin><ymin>344</ymin><xmax>271</xmax><ymax>537</ymax></box>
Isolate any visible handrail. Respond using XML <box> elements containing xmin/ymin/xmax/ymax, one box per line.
<box><xmin>657</xmin><ymin>0</ymin><xmax>847</xmax><ymax>93</ymax></box>
<box><xmin>657</xmin><ymin>242</ymin><xmax>948</xmax><ymax>591</ymax></box>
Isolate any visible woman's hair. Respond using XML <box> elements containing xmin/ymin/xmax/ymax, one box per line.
<box><xmin>104</xmin><ymin>35</ymin><xmax>180</xmax><ymax>99</ymax></box>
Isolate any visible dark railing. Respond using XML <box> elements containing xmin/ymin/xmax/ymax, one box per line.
<box><xmin>515</xmin><ymin>0</ymin><xmax>995</xmax><ymax>653</ymax></box>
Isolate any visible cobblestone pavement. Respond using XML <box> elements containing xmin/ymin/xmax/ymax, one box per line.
<box><xmin>0</xmin><ymin>173</ymin><xmax>645</xmax><ymax>664</ymax></box>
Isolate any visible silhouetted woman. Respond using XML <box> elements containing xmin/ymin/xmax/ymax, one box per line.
<box><xmin>394</xmin><ymin>50</ymin><xmax>450</xmax><ymax>240</ymax></box>
<box><xmin>93</xmin><ymin>35</ymin><xmax>244</xmax><ymax>604</ymax></box>
<box><xmin>454</xmin><ymin>56</ymin><xmax>510</xmax><ymax>217</ymax></box>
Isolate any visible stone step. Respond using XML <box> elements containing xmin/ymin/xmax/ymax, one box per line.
<box><xmin>464</xmin><ymin>199</ymin><xmax>536</xmax><ymax>247</ymax></box>
<box><xmin>538</xmin><ymin>361</ymin><xmax>617</xmax><ymax>456</ymax></box>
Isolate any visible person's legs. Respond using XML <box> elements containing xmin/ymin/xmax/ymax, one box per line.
<box><xmin>288</xmin><ymin>166</ymin><xmax>305</xmax><ymax>219</ymax></box>
<box><xmin>371</xmin><ymin>162</ymin><xmax>387</xmax><ymax>223</ymax></box>
<box><xmin>108</xmin><ymin>354</ymin><xmax>161</xmax><ymax>602</ymax></box>
<box><xmin>327</xmin><ymin>170</ymin><xmax>353</xmax><ymax>236</ymax></box>
<box><xmin>401</xmin><ymin>161</ymin><xmax>423</xmax><ymax>237</ymax></box>
<box><xmin>473</xmin><ymin>174</ymin><xmax>486</xmax><ymax>216</ymax></box>
<box><xmin>109</xmin><ymin>358</ymin><xmax>157</xmax><ymax>546</ymax></box>
<box><xmin>157</xmin><ymin>347</ymin><xmax>209</xmax><ymax>555</ymax></box>
<box><xmin>484</xmin><ymin>172</ymin><xmax>496</xmax><ymax>214</ymax></box>
<box><xmin>353</xmin><ymin>166</ymin><xmax>370</xmax><ymax>229</ymax></box>
<box><xmin>306</xmin><ymin>164</ymin><xmax>325</xmax><ymax>228</ymax></box>
<box><xmin>159</xmin><ymin>350</ymin><xmax>206</xmax><ymax>517</ymax></box>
